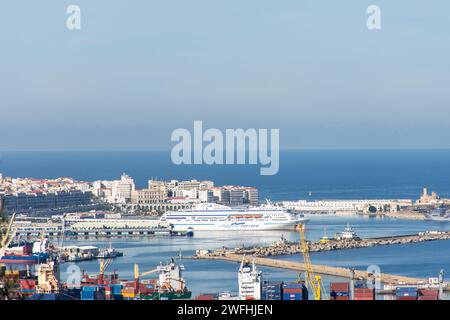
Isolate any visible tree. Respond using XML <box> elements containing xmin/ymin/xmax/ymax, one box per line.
<box><xmin>368</xmin><ymin>205</ymin><xmax>377</xmax><ymax>213</ymax></box>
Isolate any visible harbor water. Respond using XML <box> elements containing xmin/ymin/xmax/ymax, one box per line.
<box><xmin>61</xmin><ymin>216</ymin><xmax>450</xmax><ymax>297</ymax></box>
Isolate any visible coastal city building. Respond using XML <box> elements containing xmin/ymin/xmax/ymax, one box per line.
<box><xmin>416</xmin><ymin>187</ymin><xmax>440</xmax><ymax>205</ymax></box>
<box><xmin>92</xmin><ymin>173</ymin><xmax>135</xmax><ymax>204</ymax></box>
<box><xmin>282</xmin><ymin>199</ymin><xmax>413</xmax><ymax>214</ymax></box>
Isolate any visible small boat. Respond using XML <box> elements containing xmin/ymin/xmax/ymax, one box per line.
<box><xmin>97</xmin><ymin>244</ymin><xmax>123</xmax><ymax>259</ymax></box>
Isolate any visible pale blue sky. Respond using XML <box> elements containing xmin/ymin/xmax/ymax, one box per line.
<box><xmin>0</xmin><ymin>1</ymin><xmax>449</xmax><ymax>150</ymax></box>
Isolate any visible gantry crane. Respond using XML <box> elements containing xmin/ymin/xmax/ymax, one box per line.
<box><xmin>298</xmin><ymin>223</ymin><xmax>328</xmax><ymax>300</ymax></box>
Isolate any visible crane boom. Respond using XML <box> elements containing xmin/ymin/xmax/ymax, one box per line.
<box><xmin>134</xmin><ymin>263</ymin><xmax>158</xmax><ymax>279</ymax></box>
<box><xmin>0</xmin><ymin>213</ymin><xmax>16</xmax><ymax>257</ymax></box>
<box><xmin>298</xmin><ymin>223</ymin><xmax>328</xmax><ymax>300</ymax></box>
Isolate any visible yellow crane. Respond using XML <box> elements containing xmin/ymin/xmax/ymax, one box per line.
<box><xmin>134</xmin><ymin>263</ymin><xmax>158</xmax><ymax>280</ymax></box>
<box><xmin>0</xmin><ymin>213</ymin><xmax>17</xmax><ymax>258</ymax></box>
<box><xmin>298</xmin><ymin>223</ymin><xmax>328</xmax><ymax>300</ymax></box>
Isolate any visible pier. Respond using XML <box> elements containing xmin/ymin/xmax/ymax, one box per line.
<box><xmin>194</xmin><ymin>253</ymin><xmax>426</xmax><ymax>285</ymax></box>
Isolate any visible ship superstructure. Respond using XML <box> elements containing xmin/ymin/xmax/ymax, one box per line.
<box><xmin>238</xmin><ymin>257</ymin><xmax>262</xmax><ymax>300</ymax></box>
<box><xmin>161</xmin><ymin>202</ymin><xmax>307</xmax><ymax>231</ymax></box>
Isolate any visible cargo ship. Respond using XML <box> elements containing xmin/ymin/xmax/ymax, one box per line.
<box><xmin>161</xmin><ymin>202</ymin><xmax>308</xmax><ymax>231</ymax></box>
<box><xmin>0</xmin><ymin>239</ymin><xmax>50</xmax><ymax>264</ymax></box>
<box><xmin>238</xmin><ymin>257</ymin><xmax>262</xmax><ymax>300</ymax></box>
<box><xmin>135</xmin><ymin>259</ymin><xmax>192</xmax><ymax>300</ymax></box>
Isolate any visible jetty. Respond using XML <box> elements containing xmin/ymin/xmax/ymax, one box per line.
<box><xmin>194</xmin><ymin>252</ymin><xmax>425</xmax><ymax>285</ymax></box>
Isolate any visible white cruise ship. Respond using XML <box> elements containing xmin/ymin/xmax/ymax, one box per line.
<box><xmin>160</xmin><ymin>202</ymin><xmax>308</xmax><ymax>231</ymax></box>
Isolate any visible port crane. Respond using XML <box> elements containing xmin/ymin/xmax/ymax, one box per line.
<box><xmin>0</xmin><ymin>213</ymin><xmax>17</xmax><ymax>258</ymax></box>
<box><xmin>98</xmin><ymin>258</ymin><xmax>113</xmax><ymax>285</ymax></box>
<box><xmin>298</xmin><ymin>223</ymin><xmax>328</xmax><ymax>300</ymax></box>
<box><xmin>134</xmin><ymin>263</ymin><xmax>159</xmax><ymax>279</ymax></box>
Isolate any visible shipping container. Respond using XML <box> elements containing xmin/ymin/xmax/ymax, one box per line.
<box><xmin>396</xmin><ymin>287</ymin><xmax>418</xmax><ymax>298</ymax></box>
<box><xmin>283</xmin><ymin>293</ymin><xmax>305</xmax><ymax>301</ymax></box>
<box><xmin>333</xmin><ymin>296</ymin><xmax>350</xmax><ymax>301</ymax></box>
<box><xmin>20</xmin><ymin>279</ymin><xmax>36</xmax><ymax>290</ymax></box>
<box><xmin>330</xmin><ymin>291</ymin><xmax>349</xmax><ymax>300</ymax></box>
<box><xmin>283</xmin><ymin>282</ymin><xmax>305</xmax><ymax>289</ymax></box>
<box><xmin>330</xmin><ymin>282</ymin><xmax>349</xmax><ymax>292</ymax></box>
<box><xmin>418</xmin><ymin>289</ymin><xmax>438</xmax><ymax>298</ymax></box>
<box><xmin>81</xmin><ymin>291</ymin><xmax>96</xmax><ymax>300</ymax></box>
<box><xmin>396</xmin><ymin>296</ymin><xmax>417</xmax><ymax>301</ymax></box>
<box><xmin>353</xmin><ymin>288</ymin><xmax>374</xmax><ymax>300</ymax></box>
<box><xmin>262</xmin><ymin>281</ymin><xmax>283</xmax><ymax>300</ymax></box>
<box><xmin>195</xmin><ymin>294</ymin><xmax>218</xmax><ymax>300</ymax></box>
<box><xmin>82</xmin><ymin>285</ymin><xmax>98</xmax><ymax>292</ymax></box>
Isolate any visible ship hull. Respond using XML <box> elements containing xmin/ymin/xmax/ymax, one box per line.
<box><xmin>169</xmin><ymin>218</ymin><xmax>308</xmax><ymax>232</ymax></box>
<box><xmin>139</xmin><ymin>291</ymin><xmax>192</xmax><ymax>300</ymax></box>
<box><xmin>0</xmin><ymin>253</ymin><xmax>50</xmax><ymax>264</ymax></box>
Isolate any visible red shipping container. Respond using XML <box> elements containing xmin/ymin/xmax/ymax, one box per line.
<box><xmin>333</xmin><ymin>296</ymin><xmax>350</xmax><ymax>301</ymax></box>
<box><xmin>418</xmin><ymin>296</ymin><xmax>438</xmax><ymax>300</ymax></box>
<box><xmin>196</xmin><ymin>294</ymin><xmax>216</xmax><ymax>300</ymax></box>
<box><xmin>330</xmin><ymin>283</ymin><xmax>349</xmax><ymax>292</ymax></box>
<box><xmin>20</xmin><ymin>279</ymin><xmax>36</xmax><ymax>290</ymax></box>
<box><xmin>419</xmin><ymin>290</ymin><xmax>438</xmax><ymax>298</ymax></box>
<box><xmin>396</xmin><ymin>296</ymin><xmax>416</xmax><ymax>300</ymax></box>
<box><xmin>283</xmin><ymin>288</ymin><xmax>303</xmax><ymax>294</ymax></box>
<box><xmin>353</xmin><ymin>296</ymin><xmax>374</xmax><ymax>300</ymax></box>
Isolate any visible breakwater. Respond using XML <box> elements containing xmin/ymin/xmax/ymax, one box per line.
<box><xmin>209</xmin><ymin>231</ymin><xmax>450</xmax><ymax>257</ymax></box>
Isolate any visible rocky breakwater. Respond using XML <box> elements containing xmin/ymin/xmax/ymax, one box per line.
<box><xmin>226</xmin><ymin>231</ymin><xmax>450</xmax><ymax>257</ymax></box>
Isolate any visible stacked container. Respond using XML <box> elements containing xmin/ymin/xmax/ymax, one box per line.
<box><xmin>121</xmin><ymin>287</ymin><xmax>137</xmax><ymax>300</ymax></box>
<box><xmin>282</xmin><ymin>282</ymin><xmax>308</xmax><ymax>301</ymax></box>
<box><xmin>107</xmin><ymin>284</ymin><xmax>123</xmax><ymax>300</ymax></box>
<box><xmin>418</xmin><ymin>289</ymin><xmax>439</xmax><ymax>300</ymax></box>
<box><xmin>262</xmin><ymin>281</ymin><xmax>283</xmax><ymax>300</ymax></box>
<box><xmin>98</xmin><ymin>287</ymin><xmax>106</xmax><ymax>300</ymax></box>
<box><xmin>19</xmin><ymin>279</ymin><xmax>37</xmax><ymax>296</ymax></box>
<box><xmin>396</xmin><ymin>287</ymin><xmax>418</xmax><ymax>300</ymax></box>
<box><xmin>353</xmin><ymin>284</ymin><xmax>375</xmax><ymax>301</ymax></box>
<box><xmin>81</xmin><ymin>286</ymin><xmax>97</xmax><ymax>300</ymax></box>
<box><xmin>329</xmin><ymin>282</ymin><xmax>350</xmax><ymax>301</ymax></box>
<box><xmin>65</xmin><ymin>288</ymin><xmax>82</xmax><ymax>300</ymax></box>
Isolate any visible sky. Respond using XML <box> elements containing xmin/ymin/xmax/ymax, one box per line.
<box><xmin>0</xmin><ymin>0</ymin><xmax>449</xmax><ymax>151</ymax></box>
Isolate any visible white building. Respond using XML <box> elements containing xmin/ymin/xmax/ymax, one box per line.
<box><xmin>238</xmin><ymin>258</ymin><xmax>262</xmax><ymax>300</ymax></box>
<box><xmin>283</xmin><ymin>199</ymin><xmax>413</xmax><ymax>213</ymax></box>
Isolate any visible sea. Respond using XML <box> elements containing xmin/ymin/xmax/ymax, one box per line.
<box><xmin>1</xmin><ymin>150</ymin><xmax>450</xmax><ymax>298</ymax></box>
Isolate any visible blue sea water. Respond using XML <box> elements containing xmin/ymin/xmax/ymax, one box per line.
<box><xmin>1</xmin><ymin>149</ymin><xmax>450</xmax><ymax>200</ymax></box>
<box><xmin>2</xmin><ymin>150</ymin><xmax>450</xmax><ymax>297</ymax></box>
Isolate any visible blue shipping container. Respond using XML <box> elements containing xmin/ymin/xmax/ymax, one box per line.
<box><xmin>81</xmin><ymin>291</ymin><xmax>96</xmax><ymax>300</ymax></box>
<box><xmin>82</xmin><ymin>286</ymin><xmax>98</xmax><ymax>292</ymax></box>
<box><xmin>283</xmin><ymin>293</ymin><xmax>303</xmax><ymax>301</ymax></box>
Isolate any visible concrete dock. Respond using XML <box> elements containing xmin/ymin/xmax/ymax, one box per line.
<box><xmin>194</xmin><ymin>253</ymin><xmax>426</xmax><ymax>284</ymax></box>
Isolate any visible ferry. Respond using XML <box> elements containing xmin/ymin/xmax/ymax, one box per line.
<box><xmin>160</xmin><ymin>202</ymin><xmax>308</xmax><ymax>231</ymax></box>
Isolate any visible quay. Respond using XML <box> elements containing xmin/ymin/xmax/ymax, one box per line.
<box><xmin>193</xmin><ymin>252</ymin><xmax>426</xmax><ymax>285</ymax></box>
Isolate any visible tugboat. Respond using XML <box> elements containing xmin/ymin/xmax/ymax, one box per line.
<box><xmin>319</xmin><ymin>228</ymin><xmax>332</xmax><ymax>243</ymax></box>
<box><xmin>97</xmin><ymin>244</ymin><xmax>124</xmax><ymax>259</ymax></box>
<box><xmin>335</xmin><ymin>223</ymin><xmax>360</xmax><ymax>241</ymax></box>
